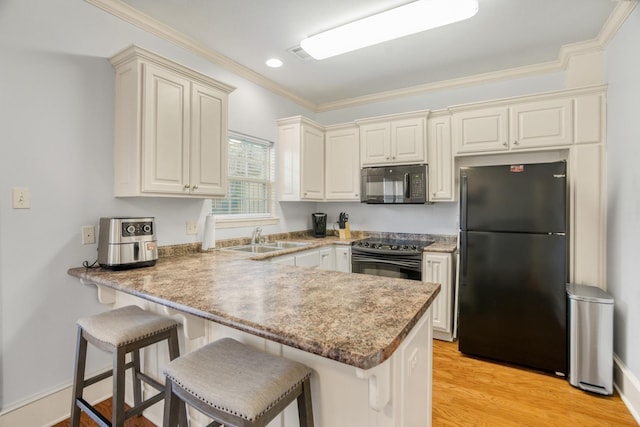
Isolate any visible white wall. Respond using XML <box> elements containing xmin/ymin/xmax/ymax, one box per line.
<box><xmin>0</xmin><ymin>0</ymin><xmax>316</xmax><ymax>411</ymax></box>
<box><xmin>1</xmin><ymin>0</ymin><xmax>635</xmax><ymax>420</ymax></box>
<box><xmin>605</xmin><ymin>4</ymin><xmax>640</xmax><ymax>391</ymax></box>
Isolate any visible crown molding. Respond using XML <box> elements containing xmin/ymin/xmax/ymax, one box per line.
<box><xmin>84</xmin><ymin>0</ymin><xmax>316</xmax><ymax>111</ymax></box>
<box><xmin>86</xmin><ymin>0</ymin><xmax>636</xmax><ymax>113</ymax></box>
<box><xmin>317</xmin><ymin>1</ymin><xmax>636</xmax><ymax>112</ymax></box>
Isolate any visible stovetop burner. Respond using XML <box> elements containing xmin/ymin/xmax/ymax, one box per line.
<box><xmin>351</xmin><ymin>238</ymin><xmax>433</xmax><ymax>253</ymax></box>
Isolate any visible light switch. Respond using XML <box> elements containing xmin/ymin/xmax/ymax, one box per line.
<box><xmin>12</xmin><ymin>187</ymin><xmax>31</xmax><ymax>209</ymax></box>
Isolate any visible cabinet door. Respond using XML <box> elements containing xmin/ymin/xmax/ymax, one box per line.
<box><xmin>277</xmin><ymin>123</ymin><xmax>301</xmax><ymax>201</ymax></box>
<box><xmin>142</xmin><ymin>63</ymin><xmax>190</xmax><ymax>194</ymax></box>
<box><xmin>300</xmin><ymin>125</ymin><xmax>325</xmax><ymax>200</ymax></box>
<box><xmin>360</xmin><ymin>122</ymin><xmax>391</xmax><ymax>166</ymax></box>
<box><xmin>190</xmin><ymin>83</ymin><xmax>227</xmax><ymax>196</ymax></box>
<box><xmin>510</xmin><ymin>98</ymin><xmax>573</xmax><ymax>150</ymax></box>
<box><xmin>271</xmin><ymin>254</ymin><xmax>295</xmax><ymax>265</ymax></box>
<box><xmin>453</xmin><ymin>107</ymin><xmax>509</xmax><ymax>154</ymax></box>
<box><xmin>325</xmin><ymin>127</ymin><xmax>360</xmax><ymax>201</ymax></box>
<box><xmin>319</xmin><ymin>247</ymin><xmax>334</xmax><ymax>270</ymax></box>
<box><xmin>423</xmin><ymin>252</ymin><xmax>452</xmax><ymax>336</ymax></box>
<box><xmin>427</xmin><ymin>116</ymin><xmax>454</xmax><ymax>201</ymax></box>
<box><xmin>391</xmin><ymin>117</ymin><xmax>426</xmax><ymax>163</ymax></box>
<box><xmin>295</xmin><ymin>250</ymin><xmax>321</xmax><ymax>268</ymax></box>
<box><xmin>334</xmin><ymin>247</ymin><xmax>351</xmax><ymax>272</ymax></box>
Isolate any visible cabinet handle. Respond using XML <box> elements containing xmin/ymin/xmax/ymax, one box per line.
<box><xmin>192</xmin><ymin>185</ymin><xmax>198</xmax><ymax>190</ymax></box>
<box><xmin>183</xmin><ymin>185</ymin><xmax>190</xmax><ymax>190</ymax></box>
<box><xmin>513</xmin><ymin>140</ymin><xmax>519</xmax><ymax>145</ymax></box>
<box><xmin>386</xmin><ymin>157</ymin><xmax>390</xmax><ymax>160</ymax></box>
<box><xmin>502</xmin><ymin>141</ymin><xmax>508</xmax><ymax>147</ymax></box>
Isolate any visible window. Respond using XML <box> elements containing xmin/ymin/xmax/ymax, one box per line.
<box><xmin>211</xmin><ymin>132</ymin><xmax>275</xmax><ymax>223</ymax></box>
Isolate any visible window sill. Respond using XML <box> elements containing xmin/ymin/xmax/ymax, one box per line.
<box><xmin>215</xmin><ymin>216</ymin><xmax>280</xmax><ymax>229</ymax></box>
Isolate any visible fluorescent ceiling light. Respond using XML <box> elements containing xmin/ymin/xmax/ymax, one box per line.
<box><xmin>300</xmin><ymin>0</ymin><xmax>479</xmax><ymax>60</ymax></box>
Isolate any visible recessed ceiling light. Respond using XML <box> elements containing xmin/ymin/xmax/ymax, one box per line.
<box><xmin>300</xmin><ymin>0</ymin><xmax>479</xmax><ymax>60</ymax></box>
<box><xmin>266</xmin><ymin>58</ymin><xmax>283</xmax><ymax>68</ymax></box>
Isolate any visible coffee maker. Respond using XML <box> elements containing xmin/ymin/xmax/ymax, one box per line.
<box><xmin>311</xmin><ymin>213</ymin><xmax>327</xmax><ymax>238</ymax></box>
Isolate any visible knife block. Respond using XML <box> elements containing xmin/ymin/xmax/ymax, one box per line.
<box><xmin>338</xmin><ymin>222</ymin><xmax>351</xmax><ymax>240</ymax></box>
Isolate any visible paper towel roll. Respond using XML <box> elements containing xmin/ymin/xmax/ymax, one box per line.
<box><xmin>202</xmin><ymin>215</ymin><xmax>216</xmax><ymax>250</ymax></box>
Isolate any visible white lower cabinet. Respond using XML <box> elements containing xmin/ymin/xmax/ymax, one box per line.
<box><xmin>319</xmin><ymin>247</ymin><xmax>334</xmax><ymax>270</ymax></box>
<box><xmin>271</xmin><ymin>246</ymin><xmax>351</xmax><ymax>272</ymax></box>
<box><xmin>270</xmin><ymin>254</ymin><xmax>295</xmax><ymax>265</ymax></box>
<box><xmin>334</xmin><ymin>246</ymin><xmax>352</xmax><ymax>273</ymax></box>
<box><xmin>423</xmin><ymin>251</ymin><xmax>455</xmax><ymax>341</ymax></box>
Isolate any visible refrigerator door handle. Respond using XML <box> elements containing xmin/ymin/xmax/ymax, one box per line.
<box><xmin>460</xmin><ymin>174</ymin><xmax>468</xmax><ymax>230</ymax></box>
<box><xmin>460</xmin><ymin>231</ymin><xmax>467</xmax><ymax>276</ymax></box>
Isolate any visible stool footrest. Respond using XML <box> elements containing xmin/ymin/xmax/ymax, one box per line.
<box><xmin>124</xmin><ymin>391</ymin><xmax>165</xmax><ymax>418</ymax></box>
<box><xmin>77</xmin><ymin>397</ymin><xmax>110</xmax><ymax>427</ymax></box>
<box><xmin>137</xmin><ymin>371</ymin><xmax>164</xmax><ymax>393</ymax></box>
<box><xmin>83</xmin><ymin>369</ymin><xmax>114</xmax><ymax>388</ymax></box>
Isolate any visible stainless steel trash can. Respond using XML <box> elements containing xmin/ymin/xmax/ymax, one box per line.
<box><xmin>566</xmin><ymin>283</ymin><xmax>614</xmax><ymax>395</ymax></box>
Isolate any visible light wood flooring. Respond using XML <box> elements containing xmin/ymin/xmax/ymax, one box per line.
<box><xmin>55</xmin><ymin>340</ymin><xmax>638</xmax><ymax>426</ymax></box>
<box><xmin>433</xmin><ymin>339</ymin><xmax>638</xmax><ymax>426</ymax></box>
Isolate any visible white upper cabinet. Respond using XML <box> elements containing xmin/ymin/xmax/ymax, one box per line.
<box><xmin>452</xmin><ymin>106</ymin><xmax>509</xmax><ymax>154</ymax></box>
<box><xmin>451</xmin><ymin>89</ymin><xmax>599</xmax><ymax>156</ymax></box>
<box><xmin>358</xmin><ymin>112</ymin><xmax>428</xmax><ymax>166</ymax></box>
<box><xmin>325</xmin><ymin>125</ymin><xmax>360</xmax><ymax>201</ymax></box>
<box><xmin>110</xmin><ymin>45</ymin><xmax>234</xmax><ymax>198</ymax></box>
<box><xmin>427</xmin><ymin>115</ymin><xmax>454</xmax><ymax>201</ymax></box>
<box><xmin>509</xmin><ymin>98</ymin><xmax>573</xmax><ymax>149</ymax></box>
<box><xmin>277</xmin><ymin>116</ymin><xmax>325</xmax><ymax>201</ymax></box>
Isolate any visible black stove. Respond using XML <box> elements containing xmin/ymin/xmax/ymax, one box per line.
<box><xmin>351</xmin><ymin>238</ymin><xmax>433</xmax><ymax>280</ymax></box>
<box><xmin>351</xmin><ymin>238</ymin><xmax>433</xmax><ymax>254</ymax></box>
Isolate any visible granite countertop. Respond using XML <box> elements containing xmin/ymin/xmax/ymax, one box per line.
<box><xmin>68</xmin><ymin>248</ymin><xmax>440</xmax><ymax>370</ymax></box>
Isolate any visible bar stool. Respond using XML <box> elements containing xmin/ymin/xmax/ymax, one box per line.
<box><xmin>163</xmin><ymin>337</ymin><xmax>314</xmax><ymax>427</ymax></box>
<box><xmin>70</xmin><ymin>305</ymin><xmax>186</xmax><ymax>427</ymax></box>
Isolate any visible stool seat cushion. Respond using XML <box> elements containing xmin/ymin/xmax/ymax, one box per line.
<box><xmin>164</xmin><ymin>337</ymin><xmax>312</xmax><ymax>422</ymax></box>
<box><xmin>77</xmin><ymin>305</ymin><xmax>178</xmax><ymax>347</ymax></box>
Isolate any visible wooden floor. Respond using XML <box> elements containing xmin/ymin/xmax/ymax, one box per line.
<box><xmin>433</xmin><ymin>339</ymin><xmax>638</xmax><ymax>426</ymax></box>
<box><xmin>53</xmin><ymin>400</ymin><xmax>156</xmax><ymax>427</ymax></box>
<box><xmin>55</xmin><ymin>340</ymin><xmax>638</xmax><ymax>427</ymax></box>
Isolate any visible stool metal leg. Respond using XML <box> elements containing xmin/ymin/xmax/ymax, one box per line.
<box><xmin>132</xmin><ymin>348</ymin><xmax>143</xmax><ymax>408</ymax></box>
<box><xmin>70</xmin><ymin>327</ymin><xmax>87</xmax><ymax>427</ymax></box>
<box><xmin>297</xmin><ymin>378</ymin><xmax>314</xmax><ymax>427</ymax></box>
<box><xmin>113</xmin><ymin>346</ymin><xmax>127</xmax><ymax>427</ymax></box>
<box><xmin>163</xmin><ymin>379</ymin><xmax>179</xmax><ymax>427</ymax></box>
<box><xmin>166</xmin><ymin>328</ymin><xmax>187</xmax><ymax>427</ymax></box>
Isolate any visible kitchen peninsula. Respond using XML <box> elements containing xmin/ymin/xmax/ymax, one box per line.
<box><xmin>68</xmin><ymin>246</ymin><xmax>440</xmax><ymax>427</ymax></box>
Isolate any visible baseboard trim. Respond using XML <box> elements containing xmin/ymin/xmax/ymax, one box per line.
<box><xmin>614</xmin><ymin>353</ymin><xmax>640</xmax><ymax>425</ymax></box>
<box><xmin>0</xmin><ymin>376</ymin><xmax>111</xmax><ymax>427</ymax></box>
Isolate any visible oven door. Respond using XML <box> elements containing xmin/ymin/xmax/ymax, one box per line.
<box><xmin>351</xmin><ymin>251</ymin><xmax>422</xmax><ymax>281</ymax></box>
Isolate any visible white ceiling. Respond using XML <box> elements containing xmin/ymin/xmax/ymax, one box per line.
<box><xmin>119</xmin><ymin>0</ymin><xmax>620</xmax><ymax>109</ymax></box>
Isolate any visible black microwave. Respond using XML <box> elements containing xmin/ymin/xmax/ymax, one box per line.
<box><xmin>360</xmin><ymin>164</ymin><xmax>429</xmax><ymax>204</ymax></box>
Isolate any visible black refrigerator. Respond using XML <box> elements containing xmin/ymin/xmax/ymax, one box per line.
<box><xmin>458</xmin><ymin>161</ymin><xmax>567</xmax><ymax>374</ymax></box>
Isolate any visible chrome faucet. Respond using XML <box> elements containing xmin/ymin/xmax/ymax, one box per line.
<box><xmin>251</xmin><ymin>226</ymin><xmax>263</xmax><ymax>245</ymax></box>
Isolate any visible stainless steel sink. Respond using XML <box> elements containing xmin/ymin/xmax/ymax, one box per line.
<box><xmin>223</xmin><ymin>245</ymin><xmax>281</xmax><ymax>254</ymax></box>
<box><xmin>272</xmin><ymin>241</ymin><xmax>311</xmax><ymax>249</ymax></box>
<box><xmin>223</xmin><ymin>241</ymin><xmax>311</xmax><ymax>253</ymax></box>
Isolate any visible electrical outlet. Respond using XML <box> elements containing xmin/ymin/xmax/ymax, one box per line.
<box><xmin>12</xmin><ymin>187</ymin><xmax>31</xmax><ymax>209</ymax></box>
<box><xmin>186</xmin><ymin>220</ymin><xmax>198</xmax><ymax>235</ymax></box>
<box><xmin>81</xmin><ymin>225</ymin><xmax>96</xmax><ymax>245</ymax></box>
